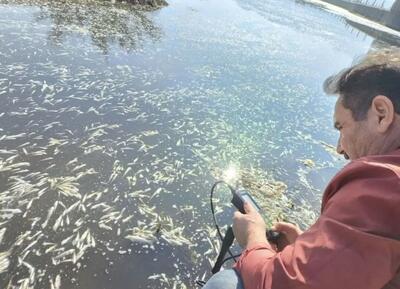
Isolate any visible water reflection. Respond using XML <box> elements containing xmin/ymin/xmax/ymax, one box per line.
<box><xmin>28</xmin><ymin>0</ymin><xmax>163</xmax><ymax>53</ymax></box>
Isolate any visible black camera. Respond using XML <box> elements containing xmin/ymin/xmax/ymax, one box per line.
<box><xmin>231</xmin><ymin>188</ymin><xmax>281</xmax><ymax>243</ymax></box>
<box><xmin>231</xmin><ymin>189</ymin><xmax>262</xmax><ymax>214</ymax></box>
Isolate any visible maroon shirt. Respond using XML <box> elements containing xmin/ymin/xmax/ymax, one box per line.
<box><xmin>235</xmin><ymin>149</ymin><xmax>400</xmax><ymax>289</ymax></box>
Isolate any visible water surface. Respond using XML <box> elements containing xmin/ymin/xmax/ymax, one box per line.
<box><xmin>0</xmin><ymin>0</ymin><xmax>392</xmax><ymax>288</ymax></box>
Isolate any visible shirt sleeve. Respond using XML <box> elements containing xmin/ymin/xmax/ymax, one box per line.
<box><xmin>235</xmin><ymin>162</ymin><xmax>400</xmax><ymax>289</ymax></box>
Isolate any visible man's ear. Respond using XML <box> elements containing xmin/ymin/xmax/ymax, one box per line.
<box><xmin>370</xmin><ymin>95</ymin><xmax>395</xmax><ymax>133</ymax></box>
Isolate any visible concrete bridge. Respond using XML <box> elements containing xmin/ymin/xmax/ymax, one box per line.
<box><xmin>322</xmin><ymin>0</ymin><xmax>400</xmax><ymax>31</ymax></box>
<box><xmin>384</xmin><ymin>0</ymin><xmax>400</xmax><ymax>30</ymax></box>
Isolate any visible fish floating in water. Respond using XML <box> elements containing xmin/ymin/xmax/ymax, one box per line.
<box><xmin>0</xmin><ymin>1</ymin><xmax>328</xmax><ymax>287</ymax></box>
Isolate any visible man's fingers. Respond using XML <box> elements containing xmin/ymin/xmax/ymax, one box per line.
<box><xmin>274</xmin><ymin>221</ymin><xmax>297</xmax><ymax>231</ymax></box>
<box><xmin>233</xmin><ymin>211</ymin><xmax>242</xmax><ymax>219</ymax></box>
<box><xmin>275</xmin><ymin>221</ymin><xmax>294</xmax><ymax>227</ymax></box>
<box><xmin>273</xmin><ymin>222</ymin><xmax>303</xmax><ymax>237</ymax></box>
<box><xmin>273</xmin><ymin>222</ymin><xmax>288</xmax><ymax>232</ymax></box>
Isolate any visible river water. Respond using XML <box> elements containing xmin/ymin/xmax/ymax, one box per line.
<box><xmin>0</xmin><ymin>0</ymin><xmax>397</xmax><ymax>288</ymax></box>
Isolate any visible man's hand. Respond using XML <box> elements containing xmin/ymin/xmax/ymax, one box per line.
<box><xmin>232</xmin><ymin>202</ymin><xmax>268</xmax><ymax>249</ymax></box>
<box><xmin>272</xmin><ymin>221</ymin><xmax>303</xmax><ymax>251</ymax></box>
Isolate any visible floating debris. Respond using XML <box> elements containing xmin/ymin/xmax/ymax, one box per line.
<box><xmin>299</xmin><ymin>158</ymin><xmax>316</xmax><ymax>168</ymax></box>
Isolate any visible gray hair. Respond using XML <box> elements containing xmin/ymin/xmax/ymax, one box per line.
<box><xmin>323</xmin><ymin>48</ymin><xmax>400</xmax><ymax>120</ymax></box>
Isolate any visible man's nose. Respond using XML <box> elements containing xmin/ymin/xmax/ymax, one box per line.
<box><xmin>336</xmin><ymin>139</ymin><xmax>344</xmax><ymax>155</ymax></box>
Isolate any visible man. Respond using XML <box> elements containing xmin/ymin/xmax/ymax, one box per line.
<box><xmin>204</xmin><ymin>48</ymin><xmax>400</xmax><ymax>289</ymax></box>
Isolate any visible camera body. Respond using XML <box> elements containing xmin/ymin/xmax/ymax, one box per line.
<box><xmin>231</xmin><ymin>189</ymin><xmax>261</xmax><ymax>214</ymax></box>
<box><xmin>231</xmin><ymin>188</ymin><xmax>281</xmax><ymax>243</ymax></box>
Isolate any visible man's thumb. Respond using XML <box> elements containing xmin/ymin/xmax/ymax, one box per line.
<box><xmin>243</xmin><ymin>201</ymin><xmax>254</xmax><ymax>214</ymax></box>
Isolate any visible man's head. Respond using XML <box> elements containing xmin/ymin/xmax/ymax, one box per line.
<box><xmin>324</xmin><ymin>48</ymin><xmax>400</xmax><ymax>160</ymax></box>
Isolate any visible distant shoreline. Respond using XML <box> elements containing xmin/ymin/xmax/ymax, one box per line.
<box><xmin>121</xmin><ymin>0</ymin><xmax>168</xmax><ymax>9</ymax></box>
<box><xmin>0</xmin><ymin>0</ymin><xmax>168</xmax><ymax>9</ymax></box>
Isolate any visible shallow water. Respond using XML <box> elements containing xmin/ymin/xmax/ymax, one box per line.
<box><xmin>0</xmin><ymin>0</ymin><xmax>396</xmax><ymax>288</ymax></box>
